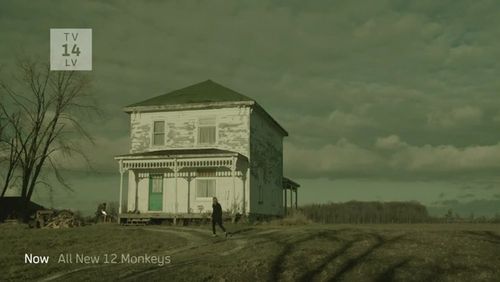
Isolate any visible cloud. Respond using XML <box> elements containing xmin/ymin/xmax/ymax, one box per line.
<box><xmin>457</xmin><ymin>193</ymin><xmax>475</xmax><ymax>199</ymax></box>
<box><xmin>50</xmin><ymin>135</ymin><xmax>129</xmax><ymax>173</ymax></box>
<box><xmin>285</xmin><ymin>135</ymin><xmax>500</xmax><ymax>180</ymax></box>
<box><xmin>327</xmin><ymin>110</ymin><xmax>374</xmax><ymax>128</ymax></box>
<box><xmin>284</xmin><ymin>139</ymin><xmax>385</xmax><ymax>179</ymax></box>
<box><xmin>375</xmin><ymin>135</ymin><xmax>406</xmax><ymax>150</ymax></box>
<box><xmin>2</xmin><ymin>0</ymin><xmax>500</xmax><ymax>186</ymax></box>
<box><xmin>427</xmin><ymin>106</ymin><xmax>483</xmax><ymax>128</ymax></box>
<box><xmin>390</xmin><ymin>141</ymin><xmax>500</xmax><ymax>173</ymax></box>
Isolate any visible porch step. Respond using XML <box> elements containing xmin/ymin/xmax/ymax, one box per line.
<box><xmin>123</xmin><ymin>218</ymin><xmax>151</xmax><ymax>226</ymax></box>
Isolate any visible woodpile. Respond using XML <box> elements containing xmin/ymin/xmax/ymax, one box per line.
<box><xmin>42</xmin><ymin>210</ymin><xmax>81</xmax><ymax>229</ymax></box>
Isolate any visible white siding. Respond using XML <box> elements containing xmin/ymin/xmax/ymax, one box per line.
<box><xmin>249</xmin><ymin>109</ymin><xmax>284</xmax><ymax>216</ymax></box>
<box><xmin>126</xmin><ymin>170</ymin><xmax>247</xmax><ymax>214</ymax></box>
<box><xmin>124</xmin><ymin>104</ymin><xmax>284</xmax><ymax>217</ymax></box>
<box><xmin>130</xmin><ymin>107</ymin><xmax>251</xmax><ymax>157</ymax></box>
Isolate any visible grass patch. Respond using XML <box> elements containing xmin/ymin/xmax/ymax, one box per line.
<box><xmin>268</xmin><ymin>210</ymin><xmax>312</xmax><ymax>226</ymax></box>
<box><xmin>1</xmin><ymin>223</ymin><xmax>500</xmax><ymax>281</ymax></box>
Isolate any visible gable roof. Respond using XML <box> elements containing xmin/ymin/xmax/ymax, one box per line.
<box><xmin>127</xmin><ymin>80</ymin><xmax>254</xmax><ymax>107</ymax></box>
<box><xmin>124</xmin><ymin>80</ymin><xmax>288</xmax><ymax>136</ymax></box>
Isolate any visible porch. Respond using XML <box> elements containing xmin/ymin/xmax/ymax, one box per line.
<box><xmin>283</xmin><ymin>177</ymin><xmax>300</xmax><ymax>215</ymax></box>
<box><xmin>115</xmin><ymin>149</ymin><xmax>249</xmax><ymax>223</ymax></box>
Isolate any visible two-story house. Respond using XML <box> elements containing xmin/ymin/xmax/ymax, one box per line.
<box><xmin>115</xmin><ymin>80</ymin><xmax>299</xmax><ymax>224</ymax></box>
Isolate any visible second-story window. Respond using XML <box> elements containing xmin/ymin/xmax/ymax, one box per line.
<box><xmin>198</xmin><ymin>117</ymin><xmax>216</xmax><ymax>145</ymax></box>
<box><xmin>153</xmin><ymin>121</ymin><xmax>165</xmax><ymax>146</ymax></box>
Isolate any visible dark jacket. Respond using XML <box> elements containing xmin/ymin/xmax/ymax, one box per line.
<box><xmin>212</xmin><ymin>203</ymin><xmax>222</xmax><ymax>220</ymax></box>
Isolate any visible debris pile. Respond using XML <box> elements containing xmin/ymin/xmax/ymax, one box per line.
<box><xmin>41</xmin><ymin>210</ymin><xmax>81</xmax><ymax>229</ymax></box>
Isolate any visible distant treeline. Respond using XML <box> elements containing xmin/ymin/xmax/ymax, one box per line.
<box><xmin>299</xmin><ymin>201</ymin><xmax>430</xmax><ymax>224</ymax></box>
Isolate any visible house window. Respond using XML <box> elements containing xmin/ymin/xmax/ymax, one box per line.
<box><xmin>150</xmin><ymin>174</ymin><xmax>163</xmax><ymax>193</ymax></box>
<box><xmin>196</xmin><ymin>179</ymin><xmax>216</xmax><ymax>198</ymax></box>
<box><xmin>198</xmin><ymin>117</ymin><xmax>216</xmax><ymax>145</ymax></box>
<box><xmin>153</xmin><ymin>121</ymin><xmax>165</xmax><ymax>146</ymax></box>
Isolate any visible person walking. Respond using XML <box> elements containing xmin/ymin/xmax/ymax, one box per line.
<box><xmin>211</xmin><ymin>197</ymin><xmax>228</xmax><ymax>237</ymax></box>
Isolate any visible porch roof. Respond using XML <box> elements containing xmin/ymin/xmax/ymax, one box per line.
<box><xmin>283</xmin><ymin>177</ymin><xmax>300</xmax><ymax>189</ymax></box>
<box><xmin>115</xmin><ymin>148</ymin><xmax>247</xmax><ymax>160</ymax></box>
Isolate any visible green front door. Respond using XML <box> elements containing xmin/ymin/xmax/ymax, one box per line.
<box><xmin>148</xmin><ymin>174</ymin><xmax>163</xmax><ymax>211</ymax></box>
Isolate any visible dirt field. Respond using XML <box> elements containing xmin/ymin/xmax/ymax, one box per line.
<box><xmin>1</xmin><ymin>223</ymin><xmax>499</xmax><ymax>281</ymax></box>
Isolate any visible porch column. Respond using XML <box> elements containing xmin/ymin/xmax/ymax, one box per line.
<box><xmin>119</xmin><ymin>160</ymin><xmax>124</xmax><ymax>214</ymax></box>
<box><xmin>134</xmin><ymin>171</ymin><xmax>139</xmax><ymax>212</ymax></box>
<box><xmin>187</xmin><ymin>171</ymin><xmax>192</xmax><ymax>213</ymax></box>
<box><xmin>174</xmin><ymin>158</ymin><xmax>178</xmax><ymax>214</ymax></box>
<box><xmin>289</xmin><ymin>185</ymin><xmax>293</xmax><ymax>211</ymax></box>
<box><xmin>284</xmin><ymin>186</ymin><xmax>287</xmax><ymax>215</ymax></box>
<box><xmin>242</xmin><ymin>169</ymin><xmax>247</xmax><ymax>215</ymax></box>
<box><xmin>231</xmin><ymin>156</ymin><xmax>236</xmax><ymax>212</ymax></box>
<box><xmin>295</xmin><ymin>188</ymin><xmax>298</xmax><ymax>209</ymax></box>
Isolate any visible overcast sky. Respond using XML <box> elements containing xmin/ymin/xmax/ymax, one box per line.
<box><xmin>1</xmin><ymin>0</ymin><xmax>500</xmax><ymax>216</ymax></box>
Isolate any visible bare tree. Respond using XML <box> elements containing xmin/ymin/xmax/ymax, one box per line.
<box><xmin>0</xmin><ymin>110</ymin><xmax>24</xmax><ymax>197</ymax></box>
<box><xmin>0</xmin><ymin>58</ymin><xmax>96</xmax><ymax>212</ymax></box>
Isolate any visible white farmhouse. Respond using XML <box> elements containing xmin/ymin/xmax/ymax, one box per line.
<box><xmin>115</xmin><ymin>80</ymin><xmax>299</xmax><ymax>224</ymax></box>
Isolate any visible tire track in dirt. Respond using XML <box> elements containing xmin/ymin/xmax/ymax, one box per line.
<box><xmin>40</xmin><ymin>226</ymin><xmax>280</xmax><ymax>281</ymax></box>
<box><xmin>220</xmin><ymin>239</ymin><xmax>246</xmax><ymax>256</ymax></box>
<box><xmin>38</xmin><ymin>228</ymin><xmax>196</xmax><ymax>282</ymax></box>
<box><xmin>329</xmin><ymin>232</ymin><xmax>407</xmax><ymax>281</ymax></box>
<box><xmin>118</xmin><ymin>227</ymin><xmax>220</xmax><ymax>281</ymax></box>
<box><xmin>219</xmin><ymin>228</ymin><xmax>283</xmax><ymax>256</ymax></box>
<box><xmin>141</xmin><ymin>227</ymin><xmax>206</xmax><ymax>254</ymax></box>
<box><xmin>119</xmin><ymin>226</ymin><xmax>256</xmax><ymax>281</ymax></box>
<box><xmin>266</xmin><ymin>229</ymin><xmax>342</xmax><ymax>282</ymax></box>
<box><xmin>38</xmin><ymin>266</ymin><xmax>97</xmax><ymax>282</ymax></box>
